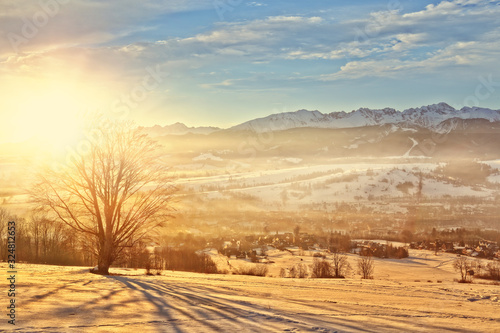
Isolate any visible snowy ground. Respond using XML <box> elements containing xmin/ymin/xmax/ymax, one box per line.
<box><xmin>173</xmin><ymin>161</ymin><xmax>495</xmax><ymax>210</ymax></box>
<box><xmin>4</xmin><ymin>250</ymin><xmax>500</xmax><ymax>332</ymax></box>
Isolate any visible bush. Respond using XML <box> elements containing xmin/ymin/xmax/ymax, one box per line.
<box><xmin>289</xmin><ymin>263</ymin><xmax>308</xmax><ymax>278</ymax></box>
<box><xmin>311</xmin><ymin>259</ymin><xmax>332</xmax><ymax>278</ymax></box>
<box><xmin>453</xmin><ymin>256</ymin><xmax>473</xmax><ymax>283</ymax></box>
<box><xmin>155</xmin><ymin>247</ymin><xmax>219</xmax><ymax>274</ymax></box>
<box><xmin>332</xmin><ymin>252</ymin><xmax>351</xmax><ymax>278</ymax></box>
<box><xmin>358</xmin><ymin>255</ymin><xmax>374</xmax><ymax>279</ymax></box>
<box><xmin>487</xmin><ymin>261</ymin><xmax>500</xmax><ymax>280</ymax></box>
<box><xmin>386</xmin><ymin>244</ymin><xmax>409</xmax><ymax>259</ymax></box>
<box><xmin>313</xmin><ymin>252</ymin><xmax>326</xmax><ymax>259</ymax></box>
<box><xmin>236</xmin><ymin>265</ymin><xmax>268</xmax><ymax>277</ymax></box>
<box><xmin>478</xmin><ymin>261</ymin><xmax>500</xmax><ymax>281</ymax></box>
<box><xmin>396</xmin><ymin>181</ymin><xmax>414</xmax><ymax>194</ymax></box>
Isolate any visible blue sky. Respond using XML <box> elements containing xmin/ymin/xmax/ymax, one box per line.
<box><xmin>1</xmin><ymin>0</ymin><xmax>500</xmax><ymax>142</ymax></box>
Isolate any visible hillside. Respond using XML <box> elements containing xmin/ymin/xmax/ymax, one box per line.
<box><xmin>8</xmin><ymin>251</ymin><xmax>500</xmax><ymax>332</ymax></box>
<box><xmin>137</xmin><ymin>103</ymin><xmax>500</xmax><ymax>137</ymax></box>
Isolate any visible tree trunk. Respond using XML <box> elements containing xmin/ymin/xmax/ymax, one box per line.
<box><xmin>97</xmin><ymin>259</ymin><xmax>111</xmax><ymax>275</ymax></box>
<box><xmin>96</xmin><ymin>238</ymin><xmax>114</xmax><ymax>275</ymax></box>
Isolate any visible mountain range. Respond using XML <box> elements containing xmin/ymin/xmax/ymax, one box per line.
<box><xmin>139</xmin><ymin>122</ymin><xmax>221</xmax><ymax>136</ymax></box>
<box><xmin>143</xmin><ymin>103</ymin><xmax>500</xmax><ymax>136</ymax></box>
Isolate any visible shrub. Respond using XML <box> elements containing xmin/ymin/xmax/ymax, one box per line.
<box><xmin>332</xmin><ymin>252</ymin><xmax>351</xmax><ymax>278</ymax></box>
<box><xmin>453</xmin><ymin>256</ymin><xmax>473</xmax><ymax>283</ymax></box>
<box><xmin>358</xmin><ymin>255</ymin><xmax>374</xmax><ymax>279</ymax></box>
<box><xmin>385</xmin><ymin>244</ymin><xmax>409</xmax><ymax>259</ymax></box>
<box><xmin>156</xmin><ymin>247</ymin><xmax>219</xmax><ymax>274</ymax></box>
<box><xmin>487</xmin><ymin>261</ymin><xmax>500</xmax><ymax>280</ymax></box>
<box><xmin>396</xmin><ymin>181</ymin><xmax>414</xmax><ymax>194</ymax></box>
<box><xmin>313</xmin><ymin>252</ymin><xmax>326</xmax><ymax>259</ymax></box>
<box><xmin>311</xmin><ymin>259</ymin><xmax>332</xmax><ymax>278</ymax></box>
<box><xmin>236</xmin><ymin>265</ymin><xmax>268</xmax><ymax>277</ymax></box>
<box><xmin>478</xmin><ymin>261</ymin><xmax>500</xmax><ymax>281</ymax></box>
<box><xmin>289</xmin><ymin>263</ymin><xmax>308</xmax><ymax>278</ymax></box>
<box><xmin>296</xmin><ymin>263</ymin><xmax>307</xmax><ymax>278</ymax></box>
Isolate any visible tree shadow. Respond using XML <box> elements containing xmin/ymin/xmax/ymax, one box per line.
<box><xmin>106</xmin><ymin>275</ymin><xmax>471</xmax><ymax>333</ymax></box>
<box><xmin>18</xmin><ymin>271</ymin><xmax>483</xmax><ymax>332</ymax></box>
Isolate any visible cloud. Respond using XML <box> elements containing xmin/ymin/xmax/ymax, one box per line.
<box><xmin>200</xmin><ymin>79</ymin><xmax>235</xmax><ymax>89</ymax></box>
<box><xmin>247</xmin><ymin>2</ymin><xmax>267</xmax><ymax>7</ymax></box>
<box><xmin>310</xmin><ymin>0</ymin><xmax>500</xmax><ymax>80</ymax></box>
<box><xmin>0</xmin><ymin>0</ymin><xmax>211</xmax><ymax>55</ymax></box>
<box><xmin>320</xmin><ymin>36</ymin><xmax>500</xmax><ymax>81</ymax></box>
<box><xmin>1</xmin><ymin>0</ymin><xmax>500</xmax><ymax>92</ymax></box>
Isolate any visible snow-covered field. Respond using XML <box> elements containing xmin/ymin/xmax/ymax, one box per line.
<box><xmin>173</xmin><ymin>161</ymin><xmax>495</xmax><ymax>212</ymax></box>
<box><xmin>6</xmin><ymin>250</ymin><xmax>500</xmax><ymax>332</ymax></box>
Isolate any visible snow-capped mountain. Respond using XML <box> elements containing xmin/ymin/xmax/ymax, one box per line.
<box><xmin>141</xmin><ymin>103</ymin><xmax>500</xmax><ymax>136</ymax></box>
<box><xmin>229</xmin><ymin>103</ymin><xmax>500</xmax><ymax>133</ymax></box>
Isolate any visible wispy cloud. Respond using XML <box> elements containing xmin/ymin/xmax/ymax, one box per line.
<box><xmin>1</xmin><ymin>0</ymin><xmax>500</xmax><ymax>135</ymax></box>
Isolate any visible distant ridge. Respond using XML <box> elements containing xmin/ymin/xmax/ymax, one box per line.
<box><xmin>142</xmin><ymin>103</ymin><xmax>500</xmax><ymax>136</ymax></box>
<box><xmin>229</xmin><ymin>103</ymin><xmax>500</xmax><ymax>133</ymax></box>
<box><xmin>139</xmin><ymin>122</ymin><xmax>221</xmax><ymax>137</ymax></box>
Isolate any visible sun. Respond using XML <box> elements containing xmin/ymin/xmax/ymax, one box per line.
<box><xmin>14</xmin><ymin>87</ymin><xmax>85</xmax><ymax>153</ymax></box>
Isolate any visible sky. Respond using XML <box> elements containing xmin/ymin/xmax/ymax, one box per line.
<box><xmin>1</xmin><ymin>0</ymin><xmax>500</xmax><ymax>143</ymax></box>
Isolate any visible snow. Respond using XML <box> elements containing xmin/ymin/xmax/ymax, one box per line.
<box><xmin>282</xmin><ymin>157</ymin><xmax>302</xmax><ymax>164</ymax></box>
<box><xmin>402</xmin><ymin>137</ymin><xmax>418</xmax><ymax>157</ymax></box>
<box><xmin>193</xmin><ymin>153</ymin><xmax>223</xmax><ymax>162</ymax></box>
<box><xmin>175</xmin><ymin>161</ymin><xmax>492</xmax><ymax>209</ymax></box>
<box><xmin>484</xmin><ymin>159</ymin><xmax>500</xmax><ymax>170</ymax></box>
<box><xmin>488</xmin><ymin>174</ymin><xmax>500</xmax><ymax>184</ymax></box>
<box><xmin>7</xmin><ymin>251</ymin><xmax>500</xmax><ymax>332</ymax></box>
<box><xmin>229</xmin><ymin>103</ymin><xmax>500</xmax><ymax>133</ymax></box>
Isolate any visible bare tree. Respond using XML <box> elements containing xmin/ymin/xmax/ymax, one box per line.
<box><xmin>357</xmin><ymin>255</ymin><xmax>374</xmax><ymax>279</ymax></box>
<box><xmin>293</xmin><ymin>225</ymin><xmax>301</xmax><ymax>245</ymax></box>
<box><xmin>0</xmin><ymin>208</ymin><xmax>9</xmax><ymax>261</ymax></box>
<box><xmin>332</xmin><ymin>251</ymin><xmax>351</xmax><ymax>278</ymax></box>
<box><xmin>32</xmin><ymin>120</ymin><xmax>175</xmax><ymax>274</ymax></box>
<box><xmin>453</xmin><ymin>256</ymin><xmax>473</xmax><ymax>282</ymax></box>
<box><xmin>311</xmin><ymin>259</ymin><xmax>332</xmax><ymax>278</ymax></box>
<box><xmin>486</xmin><ymin>261</ymin><xmax>500</xmax><ymax>281</ymax></box>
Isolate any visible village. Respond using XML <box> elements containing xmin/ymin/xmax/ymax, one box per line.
<box><xmin>196</xmin><ymin>230</ymin><xmax>500</xmax><ymax>264</ymax></box>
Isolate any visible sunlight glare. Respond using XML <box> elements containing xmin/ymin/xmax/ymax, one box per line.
<box><xmin>14</xmin><ymin>87</ymin><xmax>84</xmax><ymax>153</ymax></box>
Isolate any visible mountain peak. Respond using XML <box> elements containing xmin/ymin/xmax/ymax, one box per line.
<box><xmin>229</xmin><ymin>103</ymin><xmax>500</xmax><ymax>133</ymax></box>
<box><xmin>140</xmin><ymin>122</ymin><xmax>220</xmax><ymax>136</ymax></box>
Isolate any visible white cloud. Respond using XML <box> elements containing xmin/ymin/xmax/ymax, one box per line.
<box><xmin>0</xmin><ymin>0</ymin><xmax>212</xmax><ymax>56</ymax></box>
<box><xmin>1</xmin><ymin>0</ymin><xmax>500</xmax><ymax>90</ymax></box>
<box><xmin>200</xmin><ymin>79</ymin><xmax>235</xmax><ymax>89</ymax></box>
<box><xmin>247</xmin><ymin>2</ymin><xmax>266</xmax><ymax>7</ymax></box>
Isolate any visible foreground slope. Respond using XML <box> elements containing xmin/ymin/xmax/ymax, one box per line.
<box><xmin>6</xmin><ymin>252</ymin><xmax>500</xmax><ymax>333</ymax></box>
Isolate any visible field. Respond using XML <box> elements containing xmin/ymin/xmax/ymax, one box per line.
<box><xmin>4</xmin><ymin>250</ymin><xmax>500</xmax><ymax>332</ymax></box>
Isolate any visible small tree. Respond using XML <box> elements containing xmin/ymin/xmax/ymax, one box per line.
<box><xmin>332</xmin><ymin>251</ymin><xmax>351</xmax><ymax>278</ymax></box>
<box><xmin>358</xmin><ymin>255</ymin><xmax>374</xmax><ymax>279</ymax></box>
<box><xmin>293</xmin><ymin>225</ymin><xmax>301</xmax><ymax>245</ymax></box>
<box><xmin>486</xmin><ymin>261</ymin><xmax>500</xmax><ymax>281</ymax></box>
<box><xmin>311</xmin><ymin>259</ymin><xmax>332</xmax><ymax>278</ymax></box>
<box><xmin>0</xmin><ymin>208</ymin><xmax>11</xmax><ymax>261</ymax></box>
<box><xmin>400</xmin><ymin>229</ymin><xmax>413</xmax><ymax>245</ymax></box>
<box><xmin>297</xmin><ymin>262</ymin><xmax>307</xmax><ymax>278</ymax></box>
<box><xmin>289</xmin><ymin>265</ymin><xmax>297</xmax><ymax>278</ymax></box>
<box><xmin>289</xmin><ymin>262</ymin><xmax>307</xmax><ymax>278</ymax></box>
<box><xmin>434</xmin><ymin>239</ymin><xmax>441</xmax><ymax>255</ymax></box>
<box><xmin>454</xmin><ymin>256</ymin><xmax>473</xmax><ymax>283</ymax></box>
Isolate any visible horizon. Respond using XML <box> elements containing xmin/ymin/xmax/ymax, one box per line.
<box><xmin>1</xmin><ymin>1</ymin><xmax>500</xmax><ymax>144</ymax></box>
<box><xmin>1</xmin><ymin>101</ymin><xmax>499</xmax><ymax>145</ymax></box>
<box><xmin>2</xmin><ymin>2</ymin><xmax>500</xmax><ymax>331</ymax></box>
